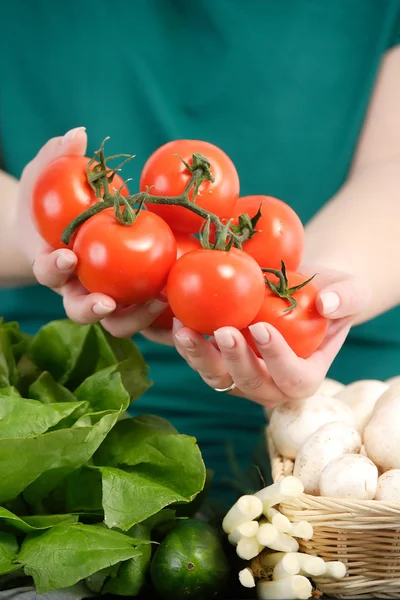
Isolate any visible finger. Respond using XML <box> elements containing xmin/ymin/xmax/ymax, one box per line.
<box><xmin>62</xmin><ymin>279</ymin><xmax>116</xmax><ymax>325</ymax></box>
<box><xmin>248</xmin><ymin>322</ymin><xmax>319</xmax><ymax>398</ymax></box>
<box><xmin>309</xmin><ymin>318</ymin><xmax>352</xmax><ymax>372</ymax></box>
<box><xmin>249</xmin><ymin>319</ymin><xmax>351</xmax><ymax>399</ymax></box>
<box><xmin>173</xmin><ymin>320</ymin><xmax>234</xmax><ymax>390</ymax></box>
<box><xmin>33</xmin><ymin>245</ymin><xmax>77</xmax><ymax>288</ymax></box>
<box><xmin>141</xmin><ymin>327</ymin><xmax>174</xmax><ymax>346</ymax></box>
<box><xmin>213</xmin><ymin>327</ymin><xmax>286</xmax><ymax>406</ymax></box>
<box><xmin>101</xmin><ymin>297</ymin><xmax>168</xmax><ymax>338</ymax></box>
<box><xmin>23</xmin><ymin>127</ymin><xmax>87</xmax><ymax>185</ymax></box>
<box><xmin>316</xmin><ymin>276</ymin><xmax>371</xmax><ymax>319</ymax></box>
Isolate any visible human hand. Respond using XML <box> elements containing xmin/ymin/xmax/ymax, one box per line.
<box><xmin>20</xmin><ymin>128</ymin><xmax>171</xmax><ymax>341</ymax></box>
<box><xmin>173</xmin><ymin>266</ymin><xmax>371</xmax><ymax>407</ymax></box>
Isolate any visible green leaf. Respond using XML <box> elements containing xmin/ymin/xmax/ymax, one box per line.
<box><xmin>16</xmin><ymin>355</ymin><xmax>41</xmax><ymax>398</ymax></box>
<box><xmin>21</xmin><ymin>514</ymin><xmax>79</xmax><ymax>530</ymax></box>
<box><xmin>95</xmin><ymin>416</ymin><xmax>205</xmax><ymax>530</ymax></box>
<box><xmin>74</xmin><ymin>359</ymin><xmax>150</xmax><ymax>412</ymax></box>
<box><xmin>0</xmin><ymin>508</ymin><xmax>79</xmax><ymax>534</ymax></box>
<box><xmin>62</xmin><ymin>468</ymin><xmax>103</xmax><ymax>513</ymax></box>
<box><xmin>103</xmin><ymin>523</ymin><xmax>151</xmax><ymax>596</ymax></box>
<box><xmin>95</xmin><ymin>414</ymin><xmax>178</xmax><ymax>467</ymax></box>
<box><xmin>0</xmin><ymin>327</ymin><xmax>17</xmax><ymax>388</ymax></box>
<box><xmin>102</xmin><ymin>329</ymin><xmax>150</xmax><ymax>374</ymax></box>
<box><xmin>0</xmin><ymin>531</ymin><xmax>19</xmax><ymax>575</ymax></box>
<box><xmin>28</xmin><ymin>320</ymin><xmax>99</xmax><ymax>389</ymax></box>
<box><xmin>0</xmin><ymin>396</ymin><xmax>87</xmax><ymax>439</ymax></box>
<box><xmin>2</xmin><ymin>322</ymin><xmax>32</xmax><ymax>364</ymax></box>
<box><xmin>92</xmin><ymin>324</ymin><xmax>125</xmax><ymax>370</ymax></box>
<box><xmin>142</xmin><ymin>509</ymin><xmax>176</xmax><ymax>531</ymax></box>
<box><xmin>0</xmin><ymin>387</ymin><xmax>21</xmax><ymax>398</ymax></box>
<box><xmin>17</xmin><ymin>524</ymin><xmax>144</xmax><ymax>593</ymax></box>
<box><xmin>29</xmin><ymin>372</ymin><xmax>77</xmax><ymax>404</ymax></box>
<box><xmin>0</xmin><ymin>411</ymin><xmax>118</xmax><ymax>504</ymax></box>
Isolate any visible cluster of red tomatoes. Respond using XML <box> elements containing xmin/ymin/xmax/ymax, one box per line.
<box><xmin>32</xmin><ymin>140</ymin><xmax>328</xmax><ymax>358</ymax></box>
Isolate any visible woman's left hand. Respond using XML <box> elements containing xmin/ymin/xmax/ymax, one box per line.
<box><xmin>172</xmin><ymin>266</ymin><xmax>371</xmax><ymax>408</ymax></box>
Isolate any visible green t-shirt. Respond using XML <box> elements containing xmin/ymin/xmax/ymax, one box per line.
<box><xmin>1</xmin><ymin>0</ymin><xmax>400</xmax><ymax>493</ymax></box>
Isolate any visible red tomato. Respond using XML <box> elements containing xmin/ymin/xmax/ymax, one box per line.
<box><xmin>140</xmin><ymin>140</ymin><xmax>240</xmax><ymax>234</ymax></box>
<box><xmin>73</xmin><ymin>209</ymin><xmax>177</xmax><ymax>305</ymax></box>
<box><xmin>32</xmin><ymin>155</ymin><xmax>128</xmax><ymax>249</ymax></box>
<box><xmin>242</xmin><ymin>271</ymin><xmax>328</xmax><ymax>358</ymax></box>
<box><xmin>234</xmin><ymin>195</ymin><xmax>305</xmax><ymax>270</ymax></box>
<box><xmin>151</xmin><ymin>234</ymin><xmax>202</xmax><ymax>329</ymax></box>
<box><xmin>167</xmin><ymin>248</ymin><xmax>265</xmax><ymax>335</ymax></box>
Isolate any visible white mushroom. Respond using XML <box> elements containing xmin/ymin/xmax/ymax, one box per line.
<box><xmin>335</xmin><ymin>379</ymin><xmax>388</xmax><ymax>434</ymax></box>
<box><xmin>269</xmin><ymin>395</ymin><xmax>354</xmax><ymax>459</ymax></box>
<box><xmin>364</xmin><ymin>384</ymin><xmax>400</xmax><ymax>472</ymax></box>
<box><xmin>360</xmin><ymin>445</ymin><xmax>368</xmax><ymax>456</ymax></box>
<box><xmin>257</xmin><ymin>575</ymin><xmax>312</xmax><ymax>600</ymax></box>
<box><xmin>319</xmin><ymin>454</ymin><xmax>378</xmax><ymax>500</ymax></box>
<box><xmin>316</xmin><ymin>378</ymin><xmax>345</xmax><ymax>396</ymax></box>
<box><xmin>293</xmin><ymin>422</ymin><xmax>362</xmax><ymax>495</ymax></box>
<box><xmin>375</xmin><ymin>470</ymin><xmax>400</xmax><ymax>500</ymax></box>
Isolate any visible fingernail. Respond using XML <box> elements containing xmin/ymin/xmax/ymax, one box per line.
<box><xmin>175</xmin><ymin>334</ymin><xmax>195</xmax><ymax>349</ymax></box>
<box><xmin>147</xmin><ymin>299</ymin><xmax>168</xmax><ymax>315</ymax></box>
<box><xmin>61</xmin><ymin>126</ymin><xmax>86</xmax><ymax>145</ymax></box>
<box><xmin>249</xmin><ymin>323</ymin><xmax>271</xmax><ymax>345</ymax></box>
<box><xmin>92</xmin><ymin>301</ymin><xmax>115</xmax><ymax>316</ymax></box>
<box><xmin>320</xmin><ymin>291</ymin><xmax>341</xmax><ymax>315</ymax></box>
<box><xmin>56</xmin><ymin>253</ymin><xmax>76</xmax><ymax>271</ymax></box>
<box><xmin>172</xmin><ymin>318</ymin><xmax>184</xmax><ymax>335</ymax></box>
<box><xmin>214</xmin><ymin>329</ymin><xmax>235</xmax><ymax>349</ymax></box>
<box><xmin>157</xmin><ymin>291</ymin><xmax>168</xmax><ymax>302</ymax></box>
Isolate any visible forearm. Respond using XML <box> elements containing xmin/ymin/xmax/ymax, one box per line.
<box><xmin>304</xmin><ymin>158</ymin><xmax>400</xmax><ymax>323</ymax></box>
<box><xmin>0</xmin><ymin>170</ymin><xmax>35</xmax><ymax>286</ymax></box>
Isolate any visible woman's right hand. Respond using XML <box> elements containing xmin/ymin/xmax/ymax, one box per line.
<box><xmin>21</xmin><ymin>128</ymin><xmax>172</xmax><ymax>343</ymax></box>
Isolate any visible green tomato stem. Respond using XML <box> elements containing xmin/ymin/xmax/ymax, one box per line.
<box><xmin>61</xmin><ymin>139</ymin><xmax>247</xmax><ymax>250</ymax></box>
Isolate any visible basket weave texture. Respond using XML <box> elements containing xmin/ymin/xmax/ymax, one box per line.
<box><xmin>267</xmin><ymin>427</ymin><xmax>400</xmax><ymax>598</ymax></box>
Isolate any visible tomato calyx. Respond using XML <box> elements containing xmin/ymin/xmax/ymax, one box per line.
<box><xmin>61</xmin><ymin>137</ymin><xmax>252</xmax><ymax>250</ymax></box>
<box><xmin>199</xmin><ymin>217</ymin><xmax>235</xmax><ymax>251</ymax></box>
<box><xmin>230</xmin><ymin>203</ymin><xmax>264</xmax><ymax>241</ymax></box>
<box><xmin>262</xmin><ymin>261</ymin><xmax>316</xmax><ymax>312</ymax></box>
<box><xmin>179</xmin><ymin>152</ymin><xmax>215</xmax><ymax>202</ymax></box>
<box><xmin>86</xmin><ymin>137</ymin><xmax>134</xmax><ymax>201</ymax></box>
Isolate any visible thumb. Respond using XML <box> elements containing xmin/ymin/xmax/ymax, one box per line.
<box><xmin>22</xmin><ymin>126</ymin><xmax>87</xmax><ymax>187</ymax></box>
<box><xmin>316</xmin><ymin>276</ymin><xmax>371</xmax><ymax>319</ymax></box>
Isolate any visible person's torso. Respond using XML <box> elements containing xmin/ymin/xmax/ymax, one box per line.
<box><xmin>1</xmin><ymin>0</ymin><xmax>399</xmax><ymax>487</ymax></box>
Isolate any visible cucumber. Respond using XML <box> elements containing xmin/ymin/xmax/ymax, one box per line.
<box><xmin>150</xmin><ymin>519</ymin><xmax>229</xmax><ymax>600</ymax></box>
<box><xmin>102</xmin><ymin>523</ymin><xmax>152</xmax><ymax>596</ymax></box>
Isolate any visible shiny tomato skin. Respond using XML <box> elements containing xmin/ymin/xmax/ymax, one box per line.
<box><xmin>167</xmin><ymin>248</ymin><xmax>265</xmax><ymax>335</ymax></box>
<box><xmin>151</xmin><ymin>234</ymin><xmax>202</xmax><ymax>329</ymax></box>
<box><xmin>140</xmin><ymin>140</ymin><xmax>240</xmax><ymax>234</ymax></box>
<box><xmin>235</xmin><ymin>195</ymin><xmax>305</xmax><ymax>270</ymax></box>
<box><xmin>73</xmin><ymin>209</ymin><xmax>177</xmax><ymax>305</ymax></box>
<box><xmin>32</xmin><ymin>155</ymin><xmax>128</xmax><ymax>249</ymax></box>
<box><xmin>242</xmin><ymin>271</ymin><xmax>329</xmax><ymax>358</ymax></box>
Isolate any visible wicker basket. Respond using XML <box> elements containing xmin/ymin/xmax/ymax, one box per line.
<box><xmin>267</xmin><ymin>427</ymin><xmax>400</xmax><ymax>599</ymax></box>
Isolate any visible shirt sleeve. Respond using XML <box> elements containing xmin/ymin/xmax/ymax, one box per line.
<box><xmin>390</xmin><ymin>8</ymin><xmax>400</xmax><ymax>47</ymax></box>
